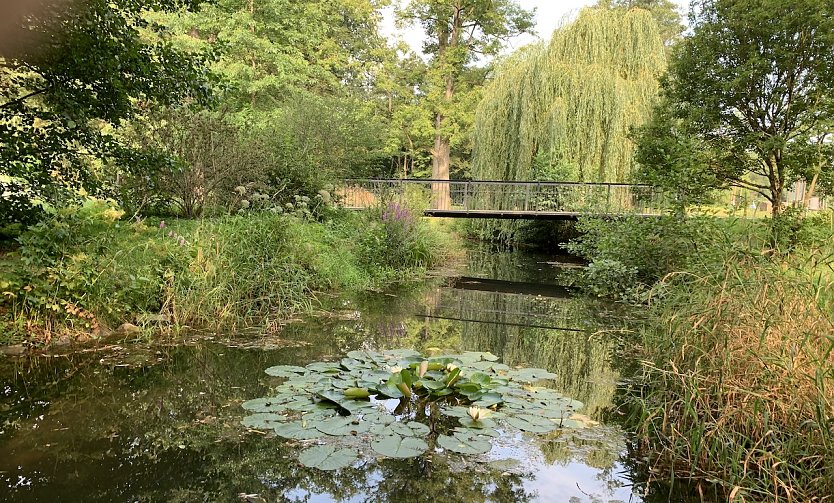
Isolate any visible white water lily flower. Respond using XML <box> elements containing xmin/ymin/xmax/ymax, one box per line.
<box><xmin>389</xmin><ymin>366</ymin><xmax>403</xmax><ymax>374</ymax></box>
<box><xmin>446</xmin><ymin>363</ymin><xmax>459</xmax><ymax>372</ymax></box>
<box><xmin>468</xmin><ymin>406</ymin><xmax>489</xmax><ymax>421</ymax></box>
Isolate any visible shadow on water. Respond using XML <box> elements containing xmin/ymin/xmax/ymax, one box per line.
<box><xmin>0</xmin><ymin>246</ymin><xmax>706</xmax><ymax>502</ymax></box>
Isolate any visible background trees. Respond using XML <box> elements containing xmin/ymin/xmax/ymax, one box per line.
<box><xmin>634</xmin><ymin>0</ymin><xmax>834</xmax><ymax>219</ymax></box>
<box><xmin>0</xmin><ymin>0</ymin><xmax>213</xmax><ymax>226</ymax></box>
<box><xmin>396</xmin><ymin>0</ymin><xmax>534</xmax><ymax>207</ymax></box>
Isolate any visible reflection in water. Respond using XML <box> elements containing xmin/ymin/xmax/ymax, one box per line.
<box><xmin>0</xmin><ymin>247</ymin><xmax>697</xmax><ymax>502</ymax></box>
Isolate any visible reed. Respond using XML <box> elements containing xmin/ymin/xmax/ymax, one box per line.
<box><xmin>632</xmin><ymin>246</ymin><xmax>834</xmax><ymax>501</ymax></box>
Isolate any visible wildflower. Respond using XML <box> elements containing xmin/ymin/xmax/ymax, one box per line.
<box><xmin>240</xmin><ymin>199</ymin><xmax>250</xmax><ymax>209</ymax></box>
<box><xmin>178</xmin><ymin>237</ymin><xmax>186</xmax><ymax>246</ymax></box>
<box><xmin>167</xmin><ymin>231</ymin><xmax>174</xmax><ymax>238</ymax></box>
<box><xmin>159</xmin><ymin>220</ymin><xmax>166</xmax><ymax>229</ymax></box>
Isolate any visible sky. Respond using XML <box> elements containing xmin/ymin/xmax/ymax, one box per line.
<box><xmin>381</xmin><ymin>0</ymin><xmax>690</xmax><ymax>56</ymax></box>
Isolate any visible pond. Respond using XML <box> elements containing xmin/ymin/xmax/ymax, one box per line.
<box><xmin>0</xmin><ymin>247</ymin><xmax>698</xmax><ymax>502</ymax></box>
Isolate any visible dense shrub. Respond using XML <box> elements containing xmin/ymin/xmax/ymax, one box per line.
<box><xmin>563</xmin><ymin>215</ymin><xmax>722</xmax><ymax>300</ymax></box>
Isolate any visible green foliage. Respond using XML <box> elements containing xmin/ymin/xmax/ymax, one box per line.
<box><xmin>242</xmin><ymin>349</ymin><xmax>585</xmax><ymax>465</ymax></box>
<box><xmin>1</xmin><ymin>203</ymin><xmax>450</xmax><ymax>339</ymax></box>
<box><xmin>397</xmin><ymin>0</ymin><xmax>535</xmax><ymax>183</ymax></box>
<box><xmin>0</xmin><ymin>0</ymin><xmax>213</xmax><ymax>225</ymax></box>
<box><xmin>564</xmin><ymin>216</ymin><xmax>721</xmax><ymax>300</ymax></box>
<box><xmin>629</xmin><ymin>235</ymin><xmax>834</xmax><ymax>501</ymax></box>
<box><xmin>359</xmin><ymin>201</ymin><xmax>441</xmax><ymax>276</ymax></box>
<box><xmin>469</xmin><ymin>7</ymin><xmax>666</xmax><ymax>241</ymax></box>
<box><xmin>637</xmin><ymin>0</ymin><xmax>834</xmax><ymax>220</ymax></box>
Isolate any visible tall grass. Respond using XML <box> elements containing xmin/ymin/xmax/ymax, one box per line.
<box><xmin>632</xmin><ymin>244</ymin><xmax>834</xmax><ymax>501</ymax></box>
<box><xmin>1</xmin><ymin>205</ymin><xmax>452</xmax><ymax>341</ymax></box>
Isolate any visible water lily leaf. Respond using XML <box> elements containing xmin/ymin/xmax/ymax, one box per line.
<box><xmin>264</xmin><ymin>365</ymin><xmax>308</xmax><ymax>377</ymax></box>
<box><xmin>376</xmin><ymin>383</ymin><xmax>404</xmax><ymax>399</ymax></box>
<box><xmin>454</xmin><ymin>426</ymin><xmax>499</xmax><ymax>438</ymax></box>
<box><xmin>420</xmin><ymin>378</ymin><xmax>448</xmax><ymax>392</ymax></box>
<box><xmin>343</xmin><ymin>387</ymin><xmax>370</xmax><ymax>399</ymax></box>
<box><xmin>507</xmin><ymin>368</ymin><xmax>557</xmax><ymax>382</ymax></box>
<box><xmin>362</xmin><ymin>411</ymin><xmax>395</xmax><ymax>425</ymax></box>
<box><xmin>241</xmin><ymin>397</ymin><xmax>294</xmax><ymax>413</ymax></box>
<box><xmin>437</xmin><ymin>432</ymin><xmax>492</xmax><ymax>455</ymax></box>
<box><xmin>469</xmin><ymin>361</ymin><xmax>510</xmax><ymax>373</ymax></box>
<box><xmin>406</xmin><ymin>421</ymin><xmax>430</xmax><ymax>436</ymax></box>
<box><xmin>467</xmin><ymin>372</ymin><xmax>492</xmax><ymax>386</ymax></box>
<box><xmin>306</xmin><ymin>362</ymin><xmax>342</xmax><ymax>374</ymax></box>
<box><xmin>341</xmin><ymin>357</ymin><xmax>374</xmax><ymax>370</ymax></box>
<box><xmin>298</xmin><ymin>445</ymin><xmax>358</xmax><ymax>471</ymax></box>
<box><xmin>504</xmin><ymin>414</ymin><xmax>557</xmax><ymax>433</ymax></box>
<box><xmin>346</xmin><ymin>350</ymin><xmax>379</xmax><ymax>362</ymax></box>
<box><xmin>473</xmin><ymin>392</ymin><xmax>503</xmax><ymax>408</ymax></box>
<box><xmin>444</xmin><ymin>368</ymin><xmax>461</xmax><ymax>386</ymax></box>
<box><xmin>371</xmin><ymin>434</ymin><xmax>428</xmax><ymax>458</ymax></box>
<box><xmin>440</xmin><ymin>406</ymin><xmax>472</xmax><ymax>418</ymax></box>
<box><xmin>459</xmin><ymin>417</ymin><xmax>497</xmax><ymax>430</ymax></box>
<box><xmin>241</xmin><ymin>413</ymin><xmax>287</xmax><ymax>430</ymax></box>
<box><xmin>315</xmin><ymin>416</ymin><xmax>369</xmax><ymax>436</ymax></box>
<box><xmin>462</xmin><ymin>351</ymin><xmax>499</xmax><ymax>362</ymax></box>
<box><xmin>273</xmin><ymin>420</ymin><xmax>325</xmax><ymax>440</ymax></box>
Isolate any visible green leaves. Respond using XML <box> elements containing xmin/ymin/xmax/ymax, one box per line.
<box><xmin>371</xmin><ymin>435</ymin><xmax>429</xmax><ymax>458</ymax></box>
<box><xmin>298</xmin><ymin>445</ymin><xmax>358</xmax><ymax>471</ymax></box>
<box><xmin>241</xmin><ymin>349</ymin><xmax>585</xmax><ymax>468</ymax></box>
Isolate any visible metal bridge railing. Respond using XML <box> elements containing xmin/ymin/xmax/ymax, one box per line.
<box><xmin>338</xmin><ymin>179</ymin><xmax>666</xmax><ymax>216</ymax></box>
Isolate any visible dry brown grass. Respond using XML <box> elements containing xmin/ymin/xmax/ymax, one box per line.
<box><xmin>637</xmin><ymin>254</ymin><xmax>834</xmax><ymax>502</ymax></box>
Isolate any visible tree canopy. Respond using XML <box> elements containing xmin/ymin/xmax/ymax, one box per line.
<box><xmin>634</xmin><ymin>0</ymin><xmax>834</xmax><ymax>218</ymax></box>
<box><xmin>471</xmin><ymin>7</ymin><xmax>667</xmax><ymax>185</ymax></box>
<box><xmin>0</xmin><ymin>0</ymin><xmax>213</xmax><ymax>224</ymax></box>
<box><xmin>397</xmin><ymin>0</ymin><xmax>534</xmax><ymax>206</ymax></box>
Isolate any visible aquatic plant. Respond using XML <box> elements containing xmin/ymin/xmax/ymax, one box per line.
<box><xmin>241</xmin><ymin>349</ymin><xmax>586</xmax><ymax>469</ymax></box>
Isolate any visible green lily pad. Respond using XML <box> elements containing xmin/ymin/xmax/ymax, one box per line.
<box><xmin>437</xmin><ymin>432</ymin><xmax>492</xmax><ymax>455</ymax></box>
<box><xmin>507</xmin><ymin>368</ymin><xmax>557</xmax><ymax>382</ymax></box>
<box><xmin>273</xmin><ymin>420</ymin><xmax>326</xmax><ymax>440</ymax></box>
<box><xmin>306</xmin><ymin>362</ymin><xmax>342</xmax><ymax>373</ymax></box>
<box><xmin>265</xmin><ymin>365</ymin><xmax>308</xmax><ymax>377</ymax></box>
<box><xmin>241</xmin><ymin>396</ymin><xmax>294</xmax><ymax>413</ymax></box>
<box><xmin>504</xmin><ymin>413</ymin><xmax>558</xmax><ymax>433</ymax></box>
<box><xmin>459</xmin><ymin>417</ymin><xmax>497</xmax><ymax>429</ymax></box>
<box><xmin>298</xmin><ymin>445</ymin><xmax>358</xmax><ymax>471</ymax></box>
<box><xmin>472</xmin><ymin>392</ymin><xmax>503</xmax><ymax>408</ymax></box>
<box><xmin>371</xmin><ymin>434</ymin><xmax>429</xmax><ymax>458</ymax></box>
<box><xmin>241</xmin><ymin>413</ymin><xmax>287</xmax><ymax>430</ymax></box>
<box><xmin>315</xmin><ymin>416</ymin><xmax>370</xmax><ymax>436</ymax></box>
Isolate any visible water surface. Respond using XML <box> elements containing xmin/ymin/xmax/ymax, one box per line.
<box><xmin>1</xmin><ymin>247</ymin><xmax>694</xmax><ymax>502</ymax></box>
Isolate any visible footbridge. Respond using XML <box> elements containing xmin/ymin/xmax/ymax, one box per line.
<box><xmin>339</xmin><ymin>179</ymin><xmax>666</xmax><ymax>220</ymax></box>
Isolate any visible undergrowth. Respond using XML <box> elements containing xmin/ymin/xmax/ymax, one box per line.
<box><xmin>610</xmin><ymin>211</ymin><xmax>834</xmax><ymax>502</ymax></box>
<box><xmin>0</xmin><ymin>199</ymin><xmax>451</xmax><ymax>343</ymax></box>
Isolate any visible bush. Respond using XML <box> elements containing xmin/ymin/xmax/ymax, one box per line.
<box><xmin>563</xmin><ymin>215</ymin><xmax>722</xmax><ymax>299</ymax></box>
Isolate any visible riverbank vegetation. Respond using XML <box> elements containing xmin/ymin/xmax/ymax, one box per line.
<box><xmin>562</xmin><ymin>0</ymin><xmax>834</xmax><ymax>498</ymax></box>
<box><xmin>0</xmin><ymin>198</ymin><xmax>453</xmax><ymax>344</ymax></box>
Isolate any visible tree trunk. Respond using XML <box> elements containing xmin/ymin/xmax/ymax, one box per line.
<box><xmin>431</xmin><ymin>128</ymin><xmax>451</xmax><ymax>209</ymax></box>
<box><xmin>802</xmin><ymin>169</ymin><xmax>821</xmax><ymax>209</ymax></box>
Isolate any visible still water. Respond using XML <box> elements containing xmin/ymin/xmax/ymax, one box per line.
<box><xmin>0</xmin><ymin>248</ymin><xmax>689</xmax><ymax>502</ymax></box>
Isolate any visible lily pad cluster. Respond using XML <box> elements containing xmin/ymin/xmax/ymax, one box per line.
<box><xmin>241</xmin><ymin>349</ymin><xmax>585</xmax><ymax>469</ymax></box>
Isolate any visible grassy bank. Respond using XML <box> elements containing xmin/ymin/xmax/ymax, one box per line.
<box><xmin>0</xmin><ymin>200</ymin><xmax>455</xmax><ymax>344</ymax></box>
<box><xmin>567</xmin><ymin>211</ymin><xmax>834</xmax><ymax>501</ymax></box>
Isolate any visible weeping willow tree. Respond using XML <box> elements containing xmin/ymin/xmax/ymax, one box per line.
<box><xmin>469</xmin><ymin>7</ymin><xmax>667</xmax><ymax>241</ymax></box>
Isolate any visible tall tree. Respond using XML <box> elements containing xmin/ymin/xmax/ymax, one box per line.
<box><xmin>160</xmin><ymin>0</ymin><xmax>389</xmax><ymax>110</ymax></box>
<box><xmin>397</xmin><ymin>0</ymin><xmax>534</xmax><ymax>208</ymax></box>
<box><xmin>0</xmin><ymin>0</ymin><xmax>212</xmax><ymax>225</ymax></box>
<box><xmin>635</xmin><ymin>0</ymin><xmax>834</xmax><ymax>220</ymax></box>
<box><xmin>597</xmin><ymin>0</ymin><xmax>684</xmax><ymax>46</ymax></box>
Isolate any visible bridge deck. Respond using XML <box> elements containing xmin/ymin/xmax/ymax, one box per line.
<box><xmin>339</xmin><ymin>179</ymin><xmax>666</xmax><ymax>219</ymax></box>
